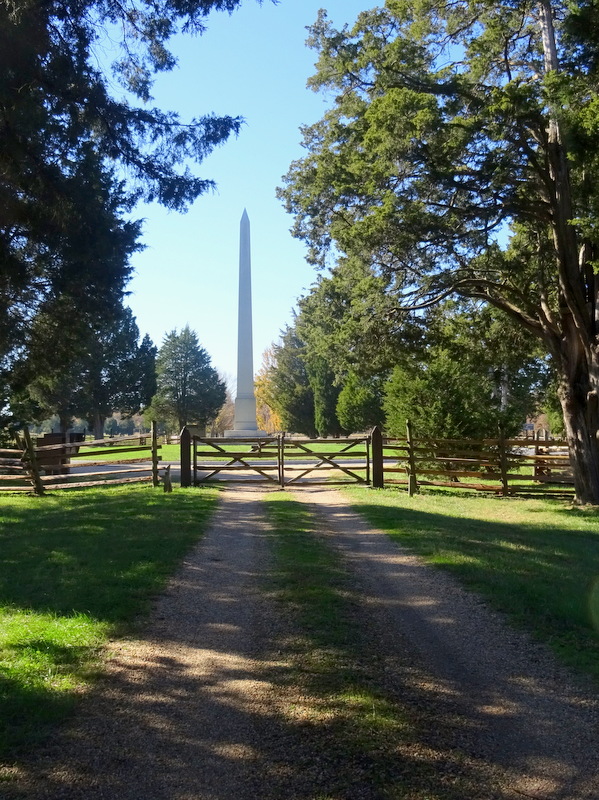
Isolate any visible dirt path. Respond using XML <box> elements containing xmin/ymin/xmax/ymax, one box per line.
<box><xmin>2</xmin><ymin>486</ymin><xmax>598</xmax><ymax>799</ymax></box>
<box><xmin>292</xmin><ymin>487</ymin><xmax>599</xmax><ymax>800</ymax></box>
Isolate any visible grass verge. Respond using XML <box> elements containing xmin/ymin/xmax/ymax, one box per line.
<box><xmin>0</xmin><ymin>484</ymin><xmax>220</xmax><ymax>759</ymax></box>
<box><xmin>264</xmin><ymin>493</ymin><xmax>489</xmax><ymax>799</ymax></box>
<box><xmin>342</xmin><ymin>486</ymin><xmax>599</xmax><ymax>683</ymax></box>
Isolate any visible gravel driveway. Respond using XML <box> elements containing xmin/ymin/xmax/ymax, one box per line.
<box><xmin>3</xmin><ymin>486</ymin><xmax>598</xmax><ymax>799</ymax></box>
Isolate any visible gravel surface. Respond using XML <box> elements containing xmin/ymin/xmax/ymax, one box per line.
<box><xmin>2</xmin><ymin>485</ymin><xmax>598</xmax><ymax>800</ymax></box>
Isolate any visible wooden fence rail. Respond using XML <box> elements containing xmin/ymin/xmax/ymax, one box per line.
<box><xmin>370</xmin><ymin>425</ymin><xmax>574</xmax><ymax>497</ymax></box>
<box><xmin>0</xmin><ymin>423</ymin><xmax>166</xmax><ymax>495</ymax></box>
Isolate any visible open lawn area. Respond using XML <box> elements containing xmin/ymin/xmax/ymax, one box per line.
<box><xmin>342</xmin><ymin>486</ymin><xmax>599</xmax><ymax>684</ymax></box>
<box><xmin>0</xmin><ymin>485</ymin><xmax>220</xmax><ymax>759</ymax></box>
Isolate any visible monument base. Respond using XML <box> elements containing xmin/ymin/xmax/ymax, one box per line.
<box><xmin>224</xmin><ymin>428</ymin><xmax>267</xmax><ymax>438</ymax></box>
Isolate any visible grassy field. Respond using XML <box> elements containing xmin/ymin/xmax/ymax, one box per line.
<box><xmin>0</xmin><ymin>485</ymin><xmax>220</xmax><ymax>759</ymax></box>
<box><xmin>343</xmin><ymin>486</ymin><xmax>599</xmax><ymax>683</ymax></box>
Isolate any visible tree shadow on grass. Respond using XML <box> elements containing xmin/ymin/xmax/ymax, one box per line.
<box><xmin>0</xmin><ymin>487</ymin><xmax>220</xmax><ymax>622</ymax></box>
<box><xmin>0</xmin><ymin>673</ymin><xmax>77</xmax><ymax>755</ymax></box>
<box><xmin>0</xmin><ymin>486</ymin><xmax>221</xmax><ymax>761</ymax></box>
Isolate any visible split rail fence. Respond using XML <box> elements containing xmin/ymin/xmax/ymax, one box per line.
<box><xmin>372</xmin><ymin>425</ymin><xmax>574</xmax><ymax>497</ymax></box>
<box><xmin>0</xmin><ymin>423</ymin><xmax>166</xmax><ymax>495</ymax></box>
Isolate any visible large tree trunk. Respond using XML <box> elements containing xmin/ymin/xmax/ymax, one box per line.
<box><xmin>537</xmin><ymin>0</ymin><xmax>599</xmax><ymax>502</ymax></box>
<box><xmin>92</xmin><ymin>410</ymin><xmax>105</xmax><ymax>441</ymax></box>
<box><xmin>555</xmin><ymin>347</ymin><xmax>599</xmax><ymax>504</ymax></box>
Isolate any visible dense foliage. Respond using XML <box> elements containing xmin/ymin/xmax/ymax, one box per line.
<box><xmin>280</xmin><ymin>0</ymin><xmax>599</xmax><ymax>502</ymax></box>
<box><xmin>1</xmin><ymin>0</ymin><xmax>262</xmax><ymax>432</ymax></box>
<box><xmin>150</xmin><ymin>326</ymin><xmax>226</xmax><ymax>431</ymax></box>
<box><xmin>258</xmin><ymin>326</ymin><xmax>317</xmax><ymax>437</ymax></box>
<box><xmin>12</xmin><ymin>309</ymin><xmax>157</xmax><ymax>436</ymax></box>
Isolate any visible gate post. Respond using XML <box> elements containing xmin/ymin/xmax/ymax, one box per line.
<box><xmin>371</xmin><ymin>426</ymin><xmax>384</xmax><ymax>488</ymax></box>
<box><xmin>279</xmin><ymin>433</ymin><xmax>285</xmax><ymax>487</ymax></box>
<box><xmin>406</xmin><ymin>419</ymin><xmax>418</xmax><ymax>496</ymax></box>
<box><xmin>22</xmin><ymin>426</ymin><xmax>45</xmax><ymax>496</ymax></box>
<box><xmin>151</xmin><ymin>421</ymin><xmax>159</xmax><ymax>487</ymax></box>
<box><xmin>180</xmin><ymin>427</ymin><xmax>192</xmax><ymax>488</ymax></box>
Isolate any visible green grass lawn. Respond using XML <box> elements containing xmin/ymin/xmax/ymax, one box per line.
<box><xmin>0</xmin><ymin>485</ymin><xmax>220</xmax><ymax>759</ymax></box>
<box><xmin>342</xmin><ymin>486</ymin><xmax>599</xmax><ymax>683</ymax></box>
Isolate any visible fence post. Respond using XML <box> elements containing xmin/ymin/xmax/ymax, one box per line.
<box><xmin>279</xmin><ymin>433</ymin><xmax>285</xmax><ymax>488</ymax></box>
<box><xmin>371</xmin><ymin>426</ymin><xmax>384</xmax><ymax>488</ymax></box>
<box><xmin>151</xmin><ymin>421</ymin><xmax>159</xmax><ymax>487</ymax></box>
<box><xmin>180</xmin><ymin>427</ymin><xmax>192</xmax><ymax>488</ymax></box>
<box><xmin>499</xmin><ymin>428</ymin><xmax>509</xmax><ymax>496</ymax></box>
<box><xmin>406</xmin><ymin>420</ymin><xmax>418</xmax><ymax>496</ymax></box>
<box><xmin>22</xmin><ymin>427</ymin><xmax>45</xmax><ymax>496</ymax></box>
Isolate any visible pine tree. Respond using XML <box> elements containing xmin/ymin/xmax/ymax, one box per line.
<box><xmin>151</xmin><ymin>327</ymin><xmax>225</xmax><ymax>431</ymax></box>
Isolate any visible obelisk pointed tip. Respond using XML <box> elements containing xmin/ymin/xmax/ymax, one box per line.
<box><xmin>241</xmin><ymin>208</ymin><xmax>249</xmax><ymax>223</ymax></box>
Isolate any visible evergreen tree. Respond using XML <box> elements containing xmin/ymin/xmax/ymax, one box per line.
<box><xmin>265</xmin><ymin>326</ymin><xmax>316</xmax><ymax>437</ymax></box>
<box><xmin>79</xmin><ymin>310</ymin><xmax>156</xmax><ymax>439</ymax></box>
<box><xmin>16</xmin><ymin>307</ymin><xmax>157</xmax><ymax>438</ymax></box>
<box><xmin>336</xmin><ymin>372</ymin><xmax>384</xmax><ymax>434</ymax></box>
<box><xmin>151</xmin><ymin>326</ymin><xmax>225</xmax><ymax>431</ymax></box>
<box><xmin>279</xmin><ymin>1</ymin><xmax>599</xmax><ymax>502</ymax></box>
<box><xmin>1</xmin><ymin>0</ymin><xmax>264</xmax><ymax>405</ymax></box>
<box><xmin>305</xmin><ymin>354</ymin><xmax>344</xmax><ymax>437</ymax></box>
<box><xmin>385</xmin><ymin>303</ymin><xmax>549</xmax><ymax>441</ymax></box>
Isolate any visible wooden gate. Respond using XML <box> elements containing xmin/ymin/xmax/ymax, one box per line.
<box><xmin>180</xmin><ymin>429</ymin><xmax>370</xmax><ymax>487</ymax></box>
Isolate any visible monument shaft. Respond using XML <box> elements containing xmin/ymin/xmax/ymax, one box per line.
<box><xmin>229</xmin><ymin>210</ymin><xmax>261</xmax><ymax>435</ymax></box>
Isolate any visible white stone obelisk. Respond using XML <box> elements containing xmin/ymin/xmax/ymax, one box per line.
<box><xmin>225</xmin><ymin>210</ymin><xmax>264</xmax><ymax>437</ymax></box>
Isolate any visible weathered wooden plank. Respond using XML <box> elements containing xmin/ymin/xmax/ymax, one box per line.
<box><xmin>22</xmin><ymin>427</ymin><xmax>43</xmax><ymax>495</ymax></box>
<box><xmin>194</xmin><ymin>451</ymin><xmax>278</xmax><ymax>459</ymax></box>
<box><xmin>197</xmin><ymin>437</ymin><xmax>276</xmax><ymax>445</ymax></box>
<box><xmin>43</xmin><ymin>476</ymin><xmax>154</xmax><ymax>490</ymax></box>
<box><xmin>412</xmin><ymin>456</ymin><xmax>501</xmax><ymax>467</ymax></box>
<box><xmin>68</xmin><ymin>445</ymin><xmax>155</xmax><ymax>458</ymax></box>
<box><xmin>151</xmin><ymin>421</ymin><xmax>159</xmax><ymax>488</ymax></box>
<box><xmin>70</xmin><ymin>457</ymin><xmax>162</xmax><ymax>467</ymax></box>
<box><xmin>407</xmin><ymin>468</ymin><xmax>503</xmax><ymax>480</ymax></box>
<box><xmin>283</xmin><ymin>438</ymin><xmax>367</xmax><ymax>445</ymax></box>
<box><xmin>195</xmin><ymin>464</ymin><xmax>279</xmax><ymax>471</ymax></box>
<box><xmin>284</xmin><ymin>464</ymin><xmax>338</xmax><ymax>471</ymax></box>
<box><xmin>411</xmin><ymin>446</ymin><xmax>502</xmax><ymax>459</ymax></box>
<box><xmin>35</xmin><ymin>438</ymin><xmax>159</xmax><ymax>453</ymax></box>
<box><xmin>41</xmin><ymin>467</ymin><xmax>152</xmax><ymax>483</ymax></box>
<box><xmin>514</xmin><ymin>453</ymin><xmax>571</xmax><ymax>463</ymax></box>
<box><xmin>195</xmin><ymin>478</ymin><xmax>274</xmax><ymax>484</ymax></box>
<box><xmin>385</xmin><ymin>477</ymin><xmax>504</xmax><ymax>492</ymax></box>
<box><xmin>282</xmin><ymin>451</ymin><xmax>368</xmax><ymax>458</ymax></box>
<box><xmin>285</xmin><ymin>475</ymin><xmax>366</xmax><ymax>486</ymax></box>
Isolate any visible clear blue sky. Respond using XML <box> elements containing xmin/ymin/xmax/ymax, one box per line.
<box><xmin>124</xmin><ymin>0</ymin><xmax>372</xmax><ymax>389</ymax></box>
